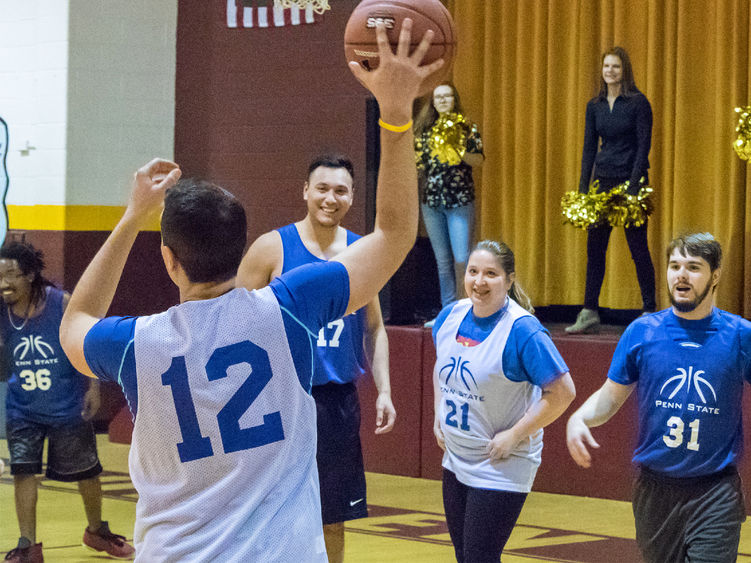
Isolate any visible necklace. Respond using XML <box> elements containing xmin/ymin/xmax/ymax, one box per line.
<box><xmin>7</xmin><ymin>301</ymin><xmax>32</xmax><ymax>331</ymax></box>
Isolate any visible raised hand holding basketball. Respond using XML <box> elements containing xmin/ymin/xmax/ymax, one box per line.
<box><xmin>345</xmin><ymin>0</ymin><xmax>455</xmax><ymax>95</ymax></box>
<box><xmin>348</xmin><ymin>20</ymin><xmax>444</xmax><ymax>122</ymax></box>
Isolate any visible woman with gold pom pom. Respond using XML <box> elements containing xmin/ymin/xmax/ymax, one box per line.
<box><xmin>415</xmin><ymin>83</ymin><xmax>484</xmax><ymax>326</ymax></box>
<box><xmin>566</xmin><ymin>46</ymin><xmax>657</xmax><ymax>334</ymax></box>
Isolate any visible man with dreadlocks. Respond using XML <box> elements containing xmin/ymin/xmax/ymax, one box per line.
<box><xmin>0</xmin><ymin>241</ymin><xmax>135</xmax><ymax>562</ymax></box>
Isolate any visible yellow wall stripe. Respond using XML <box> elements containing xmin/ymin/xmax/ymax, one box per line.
<box><xmin>7</xmin><ymin>205</ymin><xmax>160</xmax><ymax>231</ymax></box>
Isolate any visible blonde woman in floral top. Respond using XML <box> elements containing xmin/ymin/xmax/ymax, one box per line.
<box><xmin>415</xmin><ymin>83</ymin><xmax>484</xmax><ymax>325</ymax></box>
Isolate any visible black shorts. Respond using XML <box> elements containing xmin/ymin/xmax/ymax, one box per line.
<box><xmin>633</xmin><ymin>465</ymin><xmax>746</xmax><ymax>563</ymax></box>
<box><xmin>312</xmin><ymin>381</ymin><xmax>367</xmax><ymax>525</ymax></box>
<box><xmin>6</xmin><ymin>417</ymin><xmax>102</xmax><ymax>481</ymax></box>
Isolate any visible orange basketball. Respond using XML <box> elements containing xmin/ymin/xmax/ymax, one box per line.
<box><xmin>344</xmin><ymin>0</ymin><xmax>456</xmax><ymax>96</ymax></box>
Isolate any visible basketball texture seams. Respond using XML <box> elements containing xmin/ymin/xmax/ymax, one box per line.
<box><xmin>344</xmin><ymin>0</ymin><xmax>456</xmax><ymax>95</ymax></box>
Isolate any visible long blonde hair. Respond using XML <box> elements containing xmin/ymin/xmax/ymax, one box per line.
<box><xmin>472</xmin><ymin>240</ymin><xmax>534</xmax><ymax>313</ymax></box>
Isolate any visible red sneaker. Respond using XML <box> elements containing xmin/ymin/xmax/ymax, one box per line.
<box><xmin>82</xmin><ymin>522</ymin><xmax>135</xmax><ymax>560</ymax></box>
<box><xmin>4</xmin><ymin>540</ymin><xmax>43</xmax><ymax>563</ymax></box>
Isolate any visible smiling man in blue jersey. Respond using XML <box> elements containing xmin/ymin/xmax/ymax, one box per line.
<box><xmin>566</xmin><ymin>232</ymin><xmax>751</xmax><ymax>562</ymax></box>
<box><xmin>238</xmin><ymin>154</ymin><xmax>395</xmax><ymax>563</ymax></box>
<box><xmin>58</xmin><ymin>21</ymin><xmax>443</xmax><ymax>562</ymax></box>
<box><xmin>0</xmin><ymin>242</ymin><xmax>134</xmax><ymax>563</ymax></box>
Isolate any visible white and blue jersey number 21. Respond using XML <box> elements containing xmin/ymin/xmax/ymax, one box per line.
<box><xmin>161</xmin><ymin>340</ymin><xmax>285</xmax><ymax>463</ymax></box>
<box><xmin>445</xmin><ymin>400</ymin><xmax>471</xmax><ymax>431</ymax></box>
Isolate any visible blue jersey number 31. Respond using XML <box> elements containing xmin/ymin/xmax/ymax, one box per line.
<box><xmin>161</xmin><ymin>340</ymin><xmax>285</xmax><ymax>463</ymax></box>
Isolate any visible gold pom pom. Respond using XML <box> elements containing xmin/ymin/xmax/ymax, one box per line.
<box><xmin>561</xmin><ymin>180</ymin><xmax>655</xmax><ymax>229</ymax></box>
<box><xmin>734</xmin><ymin>106</ymin><xmax>751</xmax><ymax>161</ymax></box>
<box><xmin>428</xmin><ymin>113</ymin><xmax>469</xmax><ymax>165</ymax></box>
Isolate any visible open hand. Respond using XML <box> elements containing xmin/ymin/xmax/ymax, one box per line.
<box><xmin>566</xmin><ymin>415</ymin><xmax>600</xmax><ymax>468</ymax></box>
<box><xmin>348</xmin><ymin>19</ymin><xmax>445</xmax><ymax>124</ymax></box>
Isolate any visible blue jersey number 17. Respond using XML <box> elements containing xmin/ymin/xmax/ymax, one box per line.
<box><xmin>161</xmin><ymin>340</ymin><xmax>285</xmax><ymax>463</ymax></box>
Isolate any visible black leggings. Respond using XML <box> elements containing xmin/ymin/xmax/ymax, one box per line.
<box><xmin>584</xmin><ymin>176</ymin><xmax>656</xmax><ymax>311</ymax></box>
<box><xmin>442</xmin><ymin>469</ymin><xmax>528</xmax><ymax>562</ymax></box>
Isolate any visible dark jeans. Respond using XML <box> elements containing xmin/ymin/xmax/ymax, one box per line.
<box><xmin>584</xmin><ymin>176</ymin><xmax>656</xmax><ymax>311</ymax></box>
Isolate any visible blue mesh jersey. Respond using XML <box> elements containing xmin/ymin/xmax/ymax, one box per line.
<box><xmin>2</xmin><ymin>286</ymin><xmax>89</xmax><ymax>424</ymax></box>
<box><xmin>608</xmin><ymin>308</ymin><xmax>751</xmax><ymax>477</ymax></box>
<box><xmin>277</xmin><ymin>223</ymin><xmax>367</xmax><ymax>386</ymax></box>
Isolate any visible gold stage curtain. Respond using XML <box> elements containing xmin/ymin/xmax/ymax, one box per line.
<box><xmin>444</xmin><ymin>0</ymin><xmax>751</xmax><ymax>316</ymax></box>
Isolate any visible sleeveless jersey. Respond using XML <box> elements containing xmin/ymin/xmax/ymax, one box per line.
<box><xmin>277</xmin><ymin>223</ymin><xmax>366</xmax><ymax>385</ymax></box>
<box><xmin>435</xmin><ymin>298</ymin><xmax>543</xmax><ymax>492</ymax></box>
<box><xmin>2</xmin><ymin>286</ymin><xmax>88</xmax><ymax>424</ymax></box>
<box><xmin>129</xmin><ymin>287</ymin><xmax>326</xmax><ymax>562</ymax></box>
<box><xmin>608</xmin><ymin>308</ymin><xmax>751</xmax><ymax>477</ymax></box>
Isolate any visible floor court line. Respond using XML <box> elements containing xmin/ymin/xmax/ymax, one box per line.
<box><xmin>3</xmin><ymin>437</ymin><xmax>751</xmax><ymax>562</ymax></box>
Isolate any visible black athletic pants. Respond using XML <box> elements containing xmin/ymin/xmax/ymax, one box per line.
<box><xmin>442</xmin><ymin>468</ymin><xmax>528</xmax><ymax>562</ymax></box>
<box><xmin>584</xmin><ymin>176</ymin><xmax>656</xmax><ymax>311</ymax></box>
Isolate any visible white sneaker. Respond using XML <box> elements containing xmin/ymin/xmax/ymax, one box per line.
<box><xmin>565</xmin><ymin>308</ymin><xmax>600</xmax><ymax>334</ymax></box>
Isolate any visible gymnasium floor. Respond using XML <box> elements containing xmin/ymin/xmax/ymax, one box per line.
<box><xmin>2</xmin><ymin>436</ymin><xmax>751</xmax><ymax>562</ymax></box>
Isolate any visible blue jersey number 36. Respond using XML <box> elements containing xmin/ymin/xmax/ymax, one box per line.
<box><xmin>161</xmin><ymin>340</ymin><xmax>285</xmax><ymax>463</ymax></box>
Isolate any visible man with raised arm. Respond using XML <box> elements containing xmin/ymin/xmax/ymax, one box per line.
<box><xmin>59</xmin><ymin>21</ymin><xmax>441</xmax><ymax>562</ymax></box>
<box><xmin>238</xmin><ymin>154</ymin><xmax>394</xmax><ymax>563</ymax></box>
<box><xmin>566</xmin><ymin>232</ymin><xmax>751</xmax><ymax>563</ymax></box>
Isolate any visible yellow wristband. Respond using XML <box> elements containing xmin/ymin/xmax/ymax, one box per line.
<box><xmin>378</xmin><ymin>118</ymin><xmax>413</xmax><ymax>133</ymax></box>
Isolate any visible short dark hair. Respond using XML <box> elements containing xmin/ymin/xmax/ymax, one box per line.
<box><xmin>0</xmin><ymin>241</ymin><xmax>53</xmax><ymax>305</ymax></box>
<box><xmin>307</xmin><ymin>154</ymin><xmax>354</xmax><ymax>182</ymax></box>
<box><xmin>666</xmin><ymin>232</ymin><xmax>722</xmax><ymax>272</ymax></box>
<box><xmin>161</xmin><ymin>179</ymin><xmax>247</xmax><ymax>283</ymax></box>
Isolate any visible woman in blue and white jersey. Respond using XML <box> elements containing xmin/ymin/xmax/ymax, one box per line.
<box><xmin>432</xmin><ymin>240</ymin><xmax>575</xmax><ymax>562</ymax></box>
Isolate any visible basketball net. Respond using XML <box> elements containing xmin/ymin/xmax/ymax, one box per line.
<box><xmin>274</xmin><ymin>0</ymin><xmax>331</xmax><ymax>15</ymax></box>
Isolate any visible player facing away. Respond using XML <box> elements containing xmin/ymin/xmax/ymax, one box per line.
<box><xmin>1</xmin><ymin>242</ymin><xmax>134</xmax><ymax>563</ymax></box>
<box><xmin>237</xmin><ymin>154</ymin><xmax>395</xmax><ymax>562</ymax></box>
<box><xmin>566</xmin><ymin>232</ymin><xmax>750</xmax><ymax>562</ymax></box>
<box><xmin>59</xmin><ymin>21</ymin><xmax>443</xmax><ymax>562</ymax></box>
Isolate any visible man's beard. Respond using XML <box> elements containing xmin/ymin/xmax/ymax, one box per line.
<box><xmin>668</xmin><ymin>279</ymin><xmax>713</xmax><ymax>313</ymax></box>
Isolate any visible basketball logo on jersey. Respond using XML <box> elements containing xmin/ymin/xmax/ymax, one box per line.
<box><xmin>440</xmin><ymin>355</ymin><xmax>477</xmax><ymax>391</ymax></box>
<box><xmin>13</xmin><ymin>335</ymin><xmax>56</xmax><ymax>363</ymax></box>
<box><xmin>656</xmin><ymin>365</ymin><xmax>719</xmax><ymax>415</ymax></box>
<box><xmin>660</xmin><ymin>365</ymin><xmax>716</xmax><ymax>404</ymax></box>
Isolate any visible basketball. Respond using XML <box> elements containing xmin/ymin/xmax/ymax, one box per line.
<box><xmin>344</xmin><ymin>0</ymin><xmax>455</xmax><ymax>96</ymax></box>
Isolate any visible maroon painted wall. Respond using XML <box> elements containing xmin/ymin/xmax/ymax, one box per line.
<box><xmin>15</xmin><ymin>230</ymin><xmax>178</xmax><ymax>317</ymax></box>
<box><xmin>15</xmin><ymin>1</ymin><xmax>375</xmax><ymax>431</ymax></box>
<box><xmin>23</xmin><ymin>3</ymin><xmax>371</xmax><ymax>318</ymax></box>
<box><xmin>174</xmin><ymin>0</ymin><xmax>370</xmax><ymax>244</ymax></box>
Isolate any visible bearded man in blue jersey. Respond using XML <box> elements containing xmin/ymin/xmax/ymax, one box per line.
<box><xmin>566</xmin><ymin>232</ymin><xmax>750</xmax><ymax>563</ymax></box>
<box><xmin>1</xmin><ymin>241</ymin><xmax>134</xmax><ymax>562</ymax></box>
